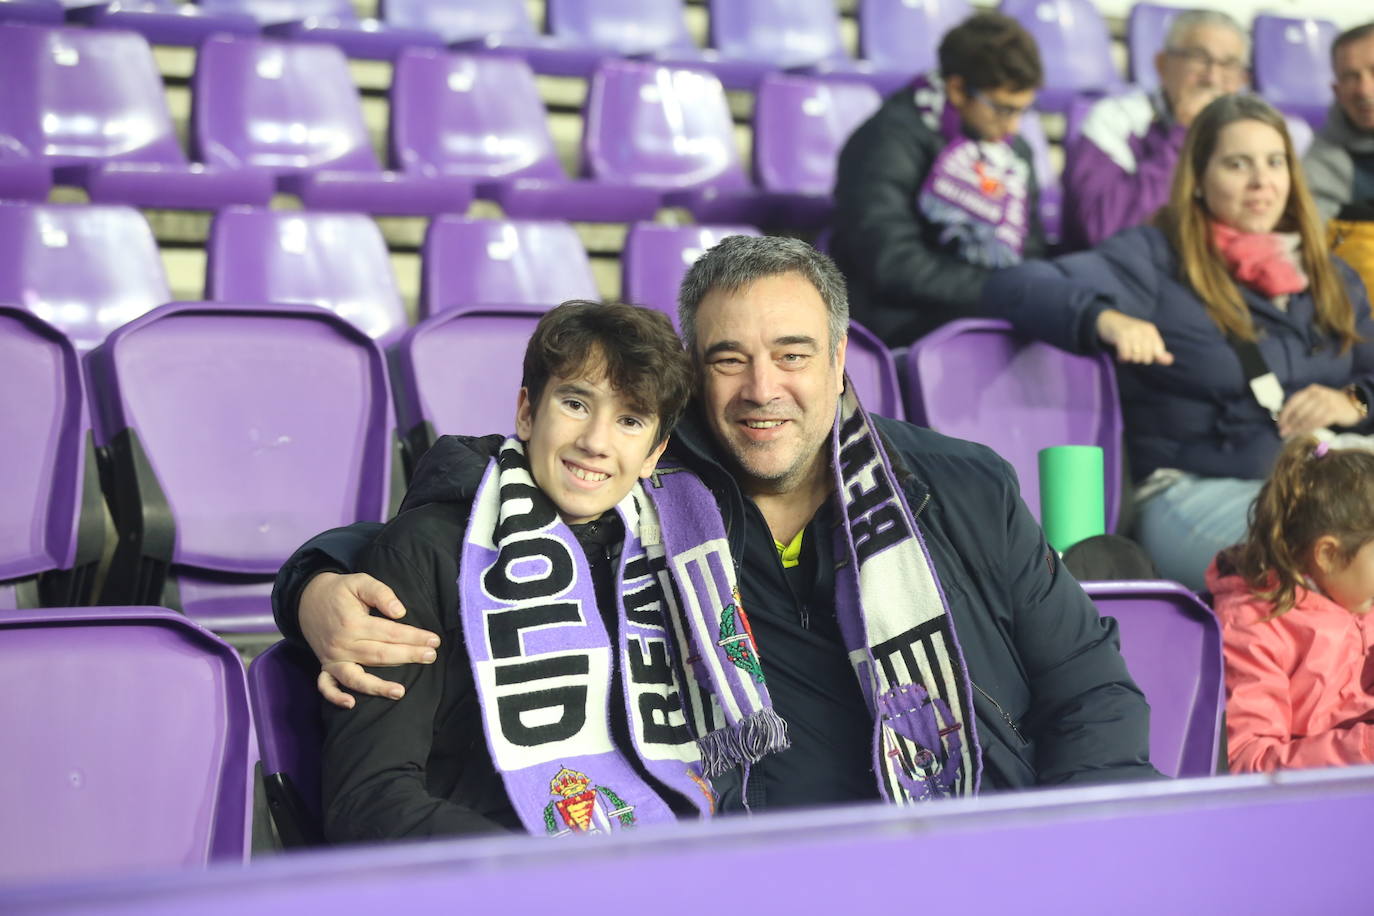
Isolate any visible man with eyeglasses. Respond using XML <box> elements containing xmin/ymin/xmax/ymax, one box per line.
<box><xmin>832</xmin><ymin>12</ymin><xmax>1046</xmax><ymax>347</ymax></box>
<box><xmin>1064</xmin><ymin>10</ymin><xmax>1249</xmax><ymax>249</ymax></box>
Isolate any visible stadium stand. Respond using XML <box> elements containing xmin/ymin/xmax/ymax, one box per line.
<box><xmin>1251</xmin><ymin>14</ymin><xmax>1340</xmax><ymax>130</ymax></box>
<box><xmin>200</xmin><ymin>0</ymin><xmax>443</xmax><ymax>60</ymax></box>
<box><xmin>66</xmin><ymin>0</ymin><xmax>261</xmax><ymax>48</ymax></box>
<box><xmin>621</xmin><ymin>221</ymin><xmax>761</xmax><ymax>319</ymax></box>
<box><xmin>858</xmin><ymin>0</ymin><xmax>973</xmax><ymax>83</ymax></box>
<box><xmin>248</xmin><ymin>640</ymin><xmax>326</xmax><ymax>847</ymax></box>
<box><xmin>1000</xmin><ymin>0</ymin><xmax>1124</xmax><ymax>113</ymax></box>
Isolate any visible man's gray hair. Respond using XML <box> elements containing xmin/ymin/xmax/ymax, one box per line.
<box><xmin>677</xmin><ymin>235</ymin><xmax>850</xmax><ymax>358</ymax></box>
<box><xmin>1165</xmin><ymin>9</ymin><xmax>1249</xmax><ymax>60</ymax></box>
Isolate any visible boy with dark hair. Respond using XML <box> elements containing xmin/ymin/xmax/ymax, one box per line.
<box><xmin>321</xmin><ymin>300</ymin><xmax>784</xmax><ymax>841</ymax></box>
<box><xmin>832</xmin><ymin>11</ymin><xmax>1046</xmax><ymax>347</ymax></box>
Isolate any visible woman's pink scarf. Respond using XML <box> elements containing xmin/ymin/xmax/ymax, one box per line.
<box><xmin>1211</xmin><ymin>222</ymin><xmax>1309</xmax><ymax>297</ymax></box>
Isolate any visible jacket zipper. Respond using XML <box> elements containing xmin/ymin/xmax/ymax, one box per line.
<box><xmin>971</xmin><ymin>681</ymin><xmax>1027</xmax><ymax>745</ymax></box>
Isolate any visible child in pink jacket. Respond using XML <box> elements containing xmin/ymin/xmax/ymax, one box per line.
<box><xmin>1207</xmin><ymin>435</ymin><xmax>1374</xmax><ymax>773</ymax></box>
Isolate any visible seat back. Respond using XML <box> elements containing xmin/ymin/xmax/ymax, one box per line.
<box><xmin>380</xmin><ymin>0</ymin><xmax>534</xmax><ymax>44</ymax></box>
<box><xmin>0</xmin><ymin>202</ymin><xmax>171</xmax><ymax>351</ymax></box>
<box><xmin>0</xmin><ymin>308</ymin><xmax>91</xmax><ymax>608</ymax></box>
<box><xmin>547</xmin><ymin>0</ymin><xmax>695</xmax><ymax>55</ymax></box>
<box><xmin>1018</xmin><ymin>109</ymin><xmax>1062</xmax><ymax>244</ymax></box>
<box><xmin>845</xmin><ymin>320</ymin><xmax>904</xmax><ymax>421</ymax></box>
<box><xmin>754</xmin><ymin>74</ymin><xmax>881</xmax><ymax>196</ymax></box>
<box><xmin>0</xmin><ymin>606</ymin><xmax>252</xmax><ymax>881</ymax></box>
<box><xmin>858</xmin><ymin>0</ymin><xmax>972</xmax><ymax>76</ymax></box>
<box><xmin>394</xmin><ymin>304</ymin><xmax>546</xmax><ymax>448</ymax></box>
<box><xmin>86</xmin><ymin>302</ymin><xmax>393</xmax><ymax>630</ymax></box>
<box><xmin>998</xmin><ymin>0</ymin><xmax>1119</xmax><ymax>108</ymax></box>
<box><xmin>904</xmin><ymin>318</ymin><xmax>1121</xmax><ymax>527</ymax></box>
<box><xmin>1252</xmin><ymin>15</ymin><xmax>1338</xmax><ymax>124</ymax></box>
<box><xmin>0</xmin><ymin>24</ymin><xmax>188</xmax><ymax>170</ymax></box>
<box><xmin>248</xmin><ymin>641</ymin><xmax>325</xmax><ymax>847</ymax></box>
<box><xmin>421</xmin><ymin>217</ymin><xmax>597</xmax><ymax>319</ymax></box>
<box><xmin>390</xmin><ymin>50</ymin><xmax>564</xmax><ymax>182</ymax></box>
<box><xmin>1125</xmin><ymin>2</ymin><xmax>1183</xmax><ymax>91</ymax></box>
<box><xmin>583</xmin><ymin>60</ymin><xmax>747</xmax><ymax>192</ymax></box>
<box><xmin>709</xmin><ymin>0</ymin><xmax>848</xmax><ymax>69</ymax></box>
<box><xmin>192</xmin><ymin>34</ymin><xmax>379</xmax><ymax>174</ymax></box>
<box><xmin>205</xmin><ymin>208</ymin><xmax>408</xmax><ymax>346</ymax></box>
<box><xmin>1082</xmin><ymin>581</ymin><xmax>1224</xmax><ymax>779</ymax></box>
<box><xmin>621</xmin><ymin>222</ymin><xmax>760</xmax><ymax>320</ymax></box>
<box><xmin>200</xmin><ymin>0</ymin><xmax>357</xmax><ymax>25</ymax></box>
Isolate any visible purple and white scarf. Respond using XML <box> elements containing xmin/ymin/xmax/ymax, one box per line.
<box><xmin>459</xmin><ymin>439</ymin><xmax>787</xmax><ymax>837</ymax></box>
<box><xmin>912</xmin><ymin>72</ymin><xmax>1031</xmax><ymax>268</ymax></box>
<box><xmin>831</xmin><ymin>380</ymin><xmax>982</xmax><ymax>801</ymax></box>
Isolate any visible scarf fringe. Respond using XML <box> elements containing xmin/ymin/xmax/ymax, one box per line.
<box><xmin>696</xmin><ymin>708</ymin><xmax>791</xmax><ymax>778</ymax></box>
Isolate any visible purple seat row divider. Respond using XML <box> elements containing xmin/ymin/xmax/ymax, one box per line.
<box><xmin>0</xmin><ymin>606</ymin><xmax>253</xmax><ymax>882</ymax></box>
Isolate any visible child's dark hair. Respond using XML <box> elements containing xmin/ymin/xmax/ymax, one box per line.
<box><xmin>938</xmin><ymin>12</ymin><xmax>1043</xmax><ymax>93</ymax></box>
<box><xmin>522</xmin><ymin>300</ymin><xmax>693</xmax><ymax>448</ymax></box>
<box><xmin>1227</xmin><ymin>436</ymin><xmax>1374</xmax><ymax>616</ymax></box>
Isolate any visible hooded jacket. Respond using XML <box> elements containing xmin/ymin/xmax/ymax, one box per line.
<box><xmin>1208</xmin><ymin>557</ymin><xmax>1374</xmax><ymax>773</ymax></box>
<box><xmin>1304</xmin><ymin>105</ymin><xmax>1374</xmax><ymax>224</ymax></box>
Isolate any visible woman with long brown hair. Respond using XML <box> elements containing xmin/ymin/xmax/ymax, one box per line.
<box><xmin>982</xmin><ymin>94</ymin><xmax>1374</xmax><ymax>590</ymax></box>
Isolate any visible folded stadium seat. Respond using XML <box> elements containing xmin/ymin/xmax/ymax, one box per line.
<box><xmin>753</xmin><ymin>74</ymin><xmax>882</xmax><ymax>229</ymax></box>
<box><xmin>845</xmin><ymin>321</ymin><xmax>905</xmax><ymax>421</ymax></box>
<box><xmin>1124</xmin><ymin>2</ymin><xmax>1183</xmax><ymax>92</ymax></box>
<box><xmin>389</xmin><ymin>50</ymin><xmax>661</xmax><ymax>221</ymax></box>
<box><xmin>205</xmin><ymin>207</ymin><xmax>409</xmax><ymax>346</ymax></box>
<box><xmin>66</xmin><ymin>0</ymin><xmax>260</xmax><ymax>48</ymax></box>
<box><xmin>0</xmin><ymin>606</ymin><xmax>253</xmax><ymax>881</ymax></box>
<box><xmin>620</xmin><ymin>222</ymin><xmax>761</xmax><ymax>320</ymax></box>
<box><xmin>380</xmin><ymin>0</ymin><xmax>610</xmax><ymax>77</ymax></box>
<box><xmin>248</xmin><ymin>641</ymin><xmax>325</xmax><ymax>847</ymax></box>
<box><xmin>87</xmin><ymin>302</ymin><xmax>396</xmax><ymax>632</ymax></box>
<box><xmin>0</xmin><ymin>308</ymin><xmax>105</xmax><ymax>611</ymax></box>
<box><xmin>0</xmin><ymin>24</ymin><xmax>273</xmax><ymax>208</ymax></box>
<box><xmin>904</xmin><ymin>318</ymin><xmax>1122</xmax><ymax>528</ymax></box>
<box><xmin>1018</xmin><ymin>109</ymin><xmax>1063</xmax><ymax>246</ymax></box>
<box><xmin>0</xmin><ymin>0</ymin><xmax>62</xmax><ymax>23</ymax></box>
<box><xmin>1252</xmin><ymin>14</ymin><xmax>1339</xmax><ymax>131</ymax></box>
<box><xmin>198</xmin><ymin>0</ymin><xmax>443</xmax><ymax>60</ymax></box>
<box><xmin>393</xmin><ymin>303</ymin><xmax>547</xmax><ymax>456</ymax></box>
<box><xmin>857</xmin><ymin>0</ymin><xmax>973</xmax><ymax>92</ymax></box>
<box><xmin>583</xmin><ymin>60</ymin><xmax>771</xmax><ymax>225</ymax></box>
<box><xmin>0</xmin><ymin>202</ymin><xmax>172</xmax><ymax>350</ymax></box>
<box><xmin>998</xmin><ymin>0</ymin><xmax>1124</xmax><ymax>114</ymax></box>
<box><xmin>419</xmin><ymin>216</ymin><xmax>597</xmax><ymax>319</ymax></box>
<box><xmin>192</xmin><ymin>34</ymin><xmax>471</xmax><ymax>214</ymax></box>
<box><xmin>1081</xmin><ymin>581</ymin><xmax>1224</xmax><ymax>779</ymax></box>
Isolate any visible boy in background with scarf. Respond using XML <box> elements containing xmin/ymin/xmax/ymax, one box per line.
<box><xmin>321</xmin><ymin>300</ymin><xmax>785</xmax><ymax>841</ymax></box>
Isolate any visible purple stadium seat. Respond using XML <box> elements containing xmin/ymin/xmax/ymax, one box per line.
<box><xmin>0</xmin><ymin>24</ymin><xmax>272</xmax><ymax>208</ymax></box>
<box><xmin>205</xmin><ymin>208</ymin><xmax>409</xmax><ymax>346</ymax></box>
<box><xmin>0</xmin><ymin>202</ymin><xmax>171</xmax><ymax>351</ymax></box>
<box><xmin>389</xmin><ymin>49</ymin><xmax>661</xmax><ymax>221</ymax></box>
<box><xmin>998</xmin><ymin>0</ymin><xmax>1122</xmax><ymax>113</ymax></box>
<box><xmin>846</xmin><ymin>320</ymin><xmax>905</xmax><ymax>421</ymax></box>
<box><xmin>1082</xmin><ymin>581</ymin><xmax>1224</xmax><ymax>779</ymax></box>
<box><xmin>199</xmin><ymin>0</ymin><xmax>442</xmax><ymax>59</ymax></box>
<box><xmin>621</xmin><ymin>221</ymin><xmax>760</xmax><ymax>319</ymax></box>
<box><xmin>547</xmin><ymin>0</ymin><xmax>697</xmax><ymax>57</ymax></box>
<box><xmin>192</xmin><ymin>34</ymin><xmax>471</xmax><ymax>214</ymax></box>
<box><xmin>66</xmin><ymin>0</ymin><xmax>260</xmax><ymax>48</ymax></box>
<box><xmin>1286</xmin><ymin>115</ymin><xmax>1314</xmax><ymax>158</ymax></box>
<box><xmin>87</xmin><ymin>302</ymin><xmax>394</xmax><ymax>632</ymax></box>
<box><xmin>1018</xmin><ymin>109</ymin><xmax>1062</xmax><ymax>245</ymax></box>
<box><xmin>420</xmin><ymin>217</ymin><xmax>597</xmax><ymax>319</ymax></box>
<box><xmin>753</xmin><ymin>74</ymin><xmax>882</xmax><ymax>228</ymax></box>
<box><xmin>0</xmin><ymin>308</ymin><xmax>103</xmax><ymax>610</ymax></box>
<box><xmin>394</xmin><ymin>303</ymin><xmax>546</xmax><ymax>454</ymax></box>
<box><xmin>0</xmin><ymin>0</ymin><xmax>62</xmax><ymax>23</ymax></box>
<box><xmin>858</xmin><ymin>0</ymin><xmax>973</xmax><ymax>88</ymax></box>
<box><xmin>583</xmin><ymin>61</ymin><xmax>769</xmax><ymax>224</ymax></box>
<box><xmin>1252</xmin><ymin>15</ymin><xmax>1338</xmax><ymax>130</ymax></box>
<box><xmin>0</xmin><ymin>606</ymin><xmax>252</xmax><ymax>882</ymax></box>
<box><xmin>248</xmin><ymin>641</ymin><xmax>325</xmax><ymax>847</ymax></box>
<box><xmin>1125</xmin><ymin>2</ymin><xmax>1184</xmax><ymax>92</ymax></box>
<box><xmin>904</xmin><ymin>318</ymin><xmax>1121</xmax><ymax>527</ymax></box>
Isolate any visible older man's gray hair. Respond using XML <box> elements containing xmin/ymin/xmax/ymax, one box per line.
<box><xmin>677</xmin><ymin>235</ymin><xmax>850</xmax><ymax>358</ymax></box>
<box><xmin>1165</xmin><ymin>9</ymin><xmax>1249</xmax><ymax>60</ymax></box>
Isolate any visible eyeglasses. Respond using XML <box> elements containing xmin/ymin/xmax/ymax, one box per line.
<box><xmin>972</xmin><ymin>89</ymin><xmax>1032</xmax><ymax>121</ymax></box>
<box><xmin>1166</xmin><ymin>47</ymin><xmax>1248</xmax><ymax>76</ymax></box>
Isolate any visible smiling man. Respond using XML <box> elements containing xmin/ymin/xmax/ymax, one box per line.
<box><xmin>1305</xmin><ymin>22</ymin><xmax>1374</xmax><ymax>223</ymax></box>
<box><xmin>278</xmin><ymin>238</ymin><xmax>1160</xmax><ymax>815</ymax></box>
<box><xmin>831</xmin><ymin>12</ymin><xmax>1047</xmax><ymax>347</ymax></box>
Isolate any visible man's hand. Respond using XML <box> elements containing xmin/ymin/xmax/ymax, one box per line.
<box><xmin>299</xmin><ymin>572</ymin><xmax>440</xmax><ymax>709</ymax></box>
<box><xmin>1171</xmin><ymin>86</ymin><xmax>1221</xmax><ymax>128</ymax></box>
<box><xmin>1095</xmin><ymin>309</ymin><xmax>1175</xmax><ymax>365</ymax></box>
<box><xmin>1277</xmin><ymin>384</ymin><xmax>1365</xmax><ymax>438</ymax></box>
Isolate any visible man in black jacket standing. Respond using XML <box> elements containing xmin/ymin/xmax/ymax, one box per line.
<box><xmin>832</xmin><ymin>12</ymin><xmax>1047</xmax><ymax>347</ymax></box>
<box><xmin>277</xmin><ymin>237</ymin><xmax>1159</xmax><ymax>812</ymax></box>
